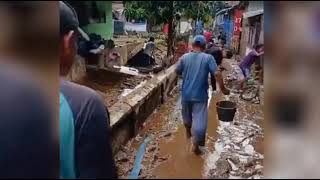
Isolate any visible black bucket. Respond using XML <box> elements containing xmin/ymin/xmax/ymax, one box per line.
<box><xmin>216</xmin><ymin>101</ymin><xmax>237</xmax><ymax>122</ymax></box>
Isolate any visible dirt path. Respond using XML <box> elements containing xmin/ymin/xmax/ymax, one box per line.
<box><xmin>115</xmin><ymin>61</ymin><xmax>264</xmax><ymax>179</ymax></box>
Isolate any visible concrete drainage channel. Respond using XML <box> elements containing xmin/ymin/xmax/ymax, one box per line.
<box><xmin>109</xmin><ymin>64</ymin><xmax>178</xmax><ymax>155</ymax></box>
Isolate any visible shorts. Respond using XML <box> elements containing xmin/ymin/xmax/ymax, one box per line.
<box><xmin>240</xmin><ymin>67</ymin><xmax>251</xmax><ymax>78</ymax></box>
<box><xmin>228</xmin><ymin>65</ymin><xmax>245</xmax><ymax>81</ymax></box>
<box><xmin>181</xmin><ymin>101</ymin><xmax>208</xmax><ymax>146</ymax></box>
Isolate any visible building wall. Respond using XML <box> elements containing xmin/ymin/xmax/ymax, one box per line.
<box><xmin>238</xmin><ymin>1</ymin><xmax>264</xmax><ymax>58</ymax></box>
<box><xmin>83</xmin><ymin>1</ymin><xmax>113</xmax><ymax>39</ymax></box>
<box><xmin>239</xmin><ymin>17</ymin><xmax>250</xmax><ymax>57</ymax></box>
<box><xmin>259</xmin><ymin>15</ymin><xmax>264</xmax><ymax>44</ymax></box>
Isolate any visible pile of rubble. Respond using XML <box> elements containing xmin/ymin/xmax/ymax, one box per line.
<box><xmin>224</xmin><ymin>60</ymin><xmax>244</xmax><ymax>91</ymax></box>
<box><xmin>204</xmin><ymin>93</ymin><xmax>264</xmax><ymax>179</ymax></box>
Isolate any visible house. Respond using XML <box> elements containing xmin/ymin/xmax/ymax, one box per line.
<box><xmin>213</xmin><ymin>1</ymin><xmax>241</xmax><ymax>49</ymax></box>
<box><xmin>239</xmin><ymin>1</ymin><xmax>264</xmax><ymax>57</ymax></box>
<box><xmin>68</xmin><ymin>1</ymin><xmax>114</xmax><ymax>39</ymax></box>
<box><xmin>239</xmin><ymin>1</ymin><xmax>264</xmax><ymax>83</ymax></box>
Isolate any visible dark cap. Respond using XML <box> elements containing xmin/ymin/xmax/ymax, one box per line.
<box><xmin>59</xmin><ymin>1</ymin><xmax>89</xmax><ymax>41</ymax></box>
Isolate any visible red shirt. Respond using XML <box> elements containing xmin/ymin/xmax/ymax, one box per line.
<box><xmin>163</xmin><ymin>24</ymin><xmax>169</xmax><ymax>35</ymax></box>
<box><xmin>204</xmin><ymin>31</ymin><xmax>213</xmax><ymax>43</ymax></box>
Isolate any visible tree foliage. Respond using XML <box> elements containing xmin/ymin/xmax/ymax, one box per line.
<box><xmin>123</xmin><ymin>1</ymin><xmax>220</xmax><ymax>56</ymax></box>
<box><xmin>123</xmin><ymin>1</ymin><xmax>147</xmax><ymax>21</ymax></box>
<box><xmin>124</xmin><ymin>1</ymin><xmax>217</xmax><ymax>24</ymax></box>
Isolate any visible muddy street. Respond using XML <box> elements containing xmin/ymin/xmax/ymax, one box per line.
<box><xmin>115</xmin><ymin>77</ymin><xmax>264</xmax><ymax>179</ymax></box>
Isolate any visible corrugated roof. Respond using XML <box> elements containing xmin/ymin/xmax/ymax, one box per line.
<box><xmin>243</xmin><ymin>9</ymin><xmax>263</xmax><ymax>18</ymax></box>
<box><xmin>216</xmin><ymin>2</ymin><xmax>239</xmax><ymax>16</ymax></box>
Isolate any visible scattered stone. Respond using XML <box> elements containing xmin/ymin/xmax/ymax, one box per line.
<box><xmin>245</xmin><ymin>159</ymin><xmax>257</xmax><ymax>168</ymax></box>
<box><xmin>118</xmin><ymin>157</ymin><xmax>130</xmax><ymax>163</ymax></box>
<box><xmin>244</xmin><ymin>145</ymin><xmax>255</xmax><ymax>154</ymax></box>
<box><xmin>163</xmin><ymin>132</ymin><xmax>172</xmax><ymax>138</ymax></box>
<box><xmin>255</xmin><ymin>164</ymin><xmax>263</xmax><ymax>170</ymax></box>
<box><xmin>227</xmin><ymin>158</ymin><xmax>239</xmax><ymax>171</ymax></box>
<box><xmin>147</xmin><ymin>145</ymin><xmax>157</xmax><ymax>152</ymax></box>
<box><xmin>159</xmin><ymin>155</ymin><xmax>169</xmax><ymax>161</ymax></box>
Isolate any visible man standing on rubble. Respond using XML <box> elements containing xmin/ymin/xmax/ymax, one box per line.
<box><xmin>176</xmin><ymin>35</ymin><xmax>230</xmax><ymax>155</ymax></box>
<box><xmin>59</xmin><ymin>1</ymin><xmax>117</xmax><ymax>178</ymax></box>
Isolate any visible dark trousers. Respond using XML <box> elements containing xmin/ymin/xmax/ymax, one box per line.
<box><xmin>211</xmin><ymin>75</ymin><xmax>217</xmax><ymax>91</ymax></box>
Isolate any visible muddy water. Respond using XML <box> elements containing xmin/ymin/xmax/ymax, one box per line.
<box><xmin>116</xmin><ymin>58</ymin><xmax>264</xmax><ymax>178</ymax></box>
<box><xmin>153</xmin><ymin>92</ymin><xmax>224</xmax><ymax>179</ymax></box>
<box><xmin>115</xmin><ymin>86</ymin><xmax>264</xmax><ymax>179</ymax></box>
<box><xmin>151</xmin><ymin>92</ymin><xmax>264</xmax><ymax>179</ymax></box>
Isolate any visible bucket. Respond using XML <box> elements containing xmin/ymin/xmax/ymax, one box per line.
<box><xmin>216</xmin><ymin>101</ymin><xmax>237</xmax><ymax>122</ymax></box>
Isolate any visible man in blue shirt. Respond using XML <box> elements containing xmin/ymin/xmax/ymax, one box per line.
<box><xmin>176</xmin><ymin>35</ymin><xmax>230</xmax><ymax>155</ymax></box>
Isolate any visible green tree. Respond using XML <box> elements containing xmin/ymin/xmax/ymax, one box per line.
<box><xmin>124</xmin><ymin>1</ymin><xmax>217</xmax><ymax>56</ymax></box>
<box><xmin>123</xmin><ymin>1</ymin><xmax>147</xmax><ymax>21</ymax></box>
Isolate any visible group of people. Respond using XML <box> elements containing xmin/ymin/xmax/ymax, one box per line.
<box><xmin>176</xmin><ymin>30</ymin><xmax>263</xmax><ymax>154</ymax></box>
<box><xmin>59</xmin><ymin>1</ymin><xmax>264</xmax><ymax>178</ymax></box>
<box><xmin>176</xmin><ymin>35</ymin><xmax>230</xmax><ymax>154</ymax></box>
<box><xmin>0</xmin><ymin>1</ymin><xmax>265</xmax><ymax>179</ymax></box>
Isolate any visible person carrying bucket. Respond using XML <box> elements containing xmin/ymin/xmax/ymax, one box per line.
<box><xmin>176</xmin><ymin>35</ymin><xmax>230</xmax><ymax>155</ymax></box>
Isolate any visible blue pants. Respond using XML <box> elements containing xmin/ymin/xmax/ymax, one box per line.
<box><xmin>241</xmin><ymin>67</ymin><xmax>251</xmax><ymax>78</ymax></box>
<box><xmin>181</xmin><ymin>101</ymin><xmax>208</xmax><ymax>146</ymax></box>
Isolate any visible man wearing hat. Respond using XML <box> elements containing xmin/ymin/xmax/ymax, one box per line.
<box><xmin>176</xmin><ymin>35</ymin><xmax>230</xmax><ymax>155</ymax></box>
<box><xmin>59</xmin><ymin>1</ymin><xmax>117</xmax><ymax>178</ymax></box>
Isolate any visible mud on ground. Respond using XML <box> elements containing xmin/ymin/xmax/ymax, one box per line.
<box><xmin>115</xmin><ymin>86</ymin><xmax>181</xmax><ymax>179</ymax></box>
<box><xmin>75</xmin><ymin>69</ymin><xmax>149</xmax><ymax>107</ymax></box>
<box><xmin>115</xmin><ymin>58</ymin><xmax>264</xmax><ymax>179</ymax></box>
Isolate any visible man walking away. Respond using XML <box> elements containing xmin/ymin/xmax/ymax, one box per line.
<box><xmin>59</xmin><ymin>1</ymin><xmax>117</xmax><ymax>178</ymax></box>
<box><xmin>176</xmin><ymin>35</ymin><xmax>230</xmax><ymax>155</ymax></box>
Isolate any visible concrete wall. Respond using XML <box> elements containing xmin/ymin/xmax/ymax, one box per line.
<box><xmin>109</xmin><ymin>64</ymin><xmax>178</xmax><ymax>154</ymax></box>
<box><xmin>67</xmin><ymin>55</ymin><xmax>87</xmax><ymax>82</ymax></box>
<box><xmin>239</xmin><ymin>18</ymin><xmax>250</xmax><ymax>58</ymax></box>
<box><xmin>67</xmin><ymin>48</ymin><xmax>177</xmax><ymax>155</ymax></box>
<box><xmin>104</xmin><ymin>41</ymin><xmax>145</xmax><ymax>68</ymax></box>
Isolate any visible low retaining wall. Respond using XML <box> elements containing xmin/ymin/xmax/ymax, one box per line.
<box><xmin>105</xmin><ymin>41</ymin><xmax>145</xmax><ymax>68</ymax></box>
<box><xmin>109</xmin><ymin>64</ymin><xmax>178</xmax><ymax>154</ymax></box>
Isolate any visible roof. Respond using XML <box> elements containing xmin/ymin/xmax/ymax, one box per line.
<box><xmin>243</xmin><ymin>9</ymin><xmax>263</xmax><ymax>18</ymax></box>
<box><xmin>216</xmin><ymin>2</ymin><xmax>240</xmax><ymax>16</ymax></box>
<box><xmin>112</xmin><ymin>1</ymin><xmax>123</xmax><ymax>12</ymax></box>
<box><xmin>216</xmin><ymin>7</ymin><xmax>232</xmax><ymax>16</ymax></box>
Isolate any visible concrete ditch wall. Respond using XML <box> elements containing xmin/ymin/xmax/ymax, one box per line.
<box><xmin>109</xmin><ymin>64</ymin><xmax>178</xmax><ymax>154</ymax></box>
